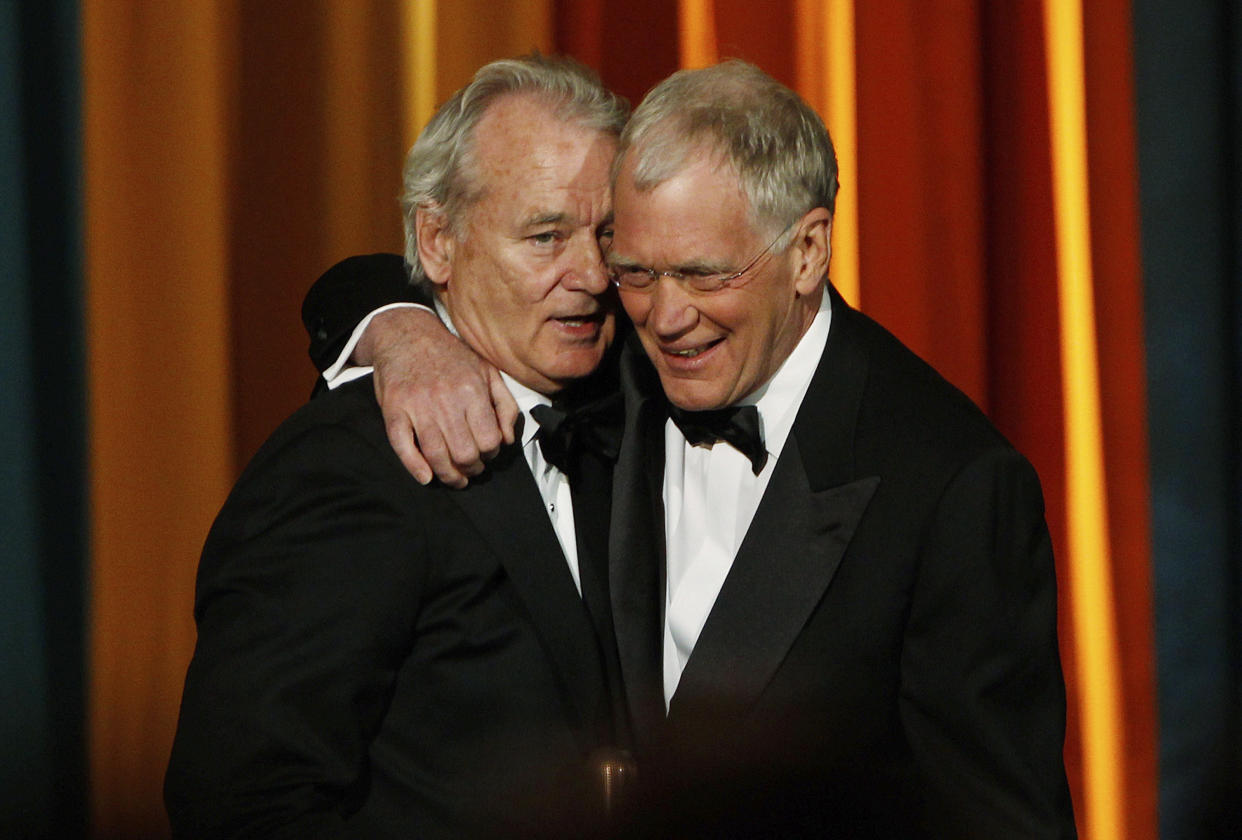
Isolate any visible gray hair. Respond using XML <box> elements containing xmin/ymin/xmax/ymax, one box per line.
<box><xmin>401</xmin><ymin>53</ymin><xmax>629</xmax><ymax>288</ymax></box>
<box><xmin>616</xmin><ymin>60</ymin><xmax>838</xmax><ymax>247</ymax></box>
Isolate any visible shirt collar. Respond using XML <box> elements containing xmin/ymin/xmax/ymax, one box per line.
<box><xmin>743</xmin><ymin>287</ymin><xmax>832</xmax><ymax>460</ymax></box>
<box><xmin>503</xmin><ymin>373</ymin><xmax>551</xmax><ymax>449</ymax></box>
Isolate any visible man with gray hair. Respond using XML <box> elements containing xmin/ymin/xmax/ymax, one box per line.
<box><xmin>166</xmin><ymin>55</ymin><xmax>631</xmax><ymax>839</ymax></box>
<box><xmin>308</xmin><ymin>60</ymin><xmax>1075</xmax><ymax>837</ymax></box>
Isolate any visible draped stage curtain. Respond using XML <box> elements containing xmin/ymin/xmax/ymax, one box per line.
<box><xmin>0</xmin><ymin>1</ymin><xmax>1224</xmax><ymax>837</ymax></box>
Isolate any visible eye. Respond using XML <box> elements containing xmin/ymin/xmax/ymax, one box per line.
<box><xmin>610</xmin><ymin>265</ymin><xmax>657</xmax><ymax>289</ymax></box>
<box><xmin>528</xmin><ymin>231</ymin><xmax>560</xmax><ymax>246</ymax></box>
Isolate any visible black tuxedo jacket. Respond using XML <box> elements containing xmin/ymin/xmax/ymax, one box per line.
<box><xmin>609</xmin><ymin>286</ymin><xmax>1076</xmax><ymax>838</ymax></box>
<box><xmin>296</xmin><ymin>256</ymin><xmax>1074</xmax><ymax>838</ymax></box>
<box><xmin>166</xmin><ymin>378</ymin><xmax>623</xmax><ymax>839</ymax></box>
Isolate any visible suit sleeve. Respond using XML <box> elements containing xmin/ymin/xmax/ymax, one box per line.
<box><xmin>899</xmin><ymin>447</ymin><xmax>1077</xmax><ymax>839</ymax></box>
<box><xmin>301</xmin><ymin>253</ymin><xmax>431</xmax><ymax>374</ymax></box>
<box><xmin>165</xmin><ymin>414</ymin><xmax>427</xmax><ymax>839</ymax></box>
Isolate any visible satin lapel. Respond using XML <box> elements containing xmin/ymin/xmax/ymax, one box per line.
<box><xmin>572</xmin><ymin>450</ymin><xmax>613</xmax><ymax>645</ymax></box>
<box><xmin>670</xmin><ymin>286</ymin><xmax>880</xmax><ymax>718</ymax></box>
<box><xmin>669</xmin><ymin>441</ymin><xmax>878</xmax><ymax>716</ymax></box>
<box><xmin>609</xmin><ymin>345</ymin><xmax>668</xmax><ymax>749</ymax></box>
<box><xmin>447</xmin><ymin>444</ymin><xmax>606</xmax><ymax>748</ymax></box>
<box><xmin>570</xmin><ymin>449</ymin><xmax>624</xmax><ymax>746</ymax></box>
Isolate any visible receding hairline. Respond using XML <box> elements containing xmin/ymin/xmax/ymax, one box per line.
<box><xmin>611</xmin><ymin>133</ymin><xmax>788</xmax><ymax>246</ymax></box>
<box><xmin>608</xmin><ymin>144</ymin><xmax>774</xmax><ymax>269</ymax></box>
<box><xmin>611</xmin><ymin>59</ymin><xmax>839</xmax><ymax>243</ymax></box>
<box><xmin>458</xmin><ymin>91</ymin><xmax>621</xmax><ymax>216</ymax></box>
<box><xmin>401</xmin><ymin>52</ymin><xmax>629</xmax><ymax>288</ymax></box>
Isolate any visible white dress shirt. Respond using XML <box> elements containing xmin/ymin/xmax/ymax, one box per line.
<box><xmin>323</xmin><ymin>301</ymin><xmax>580</xmax><ymax>592</ymax></box>
<box><xmin>662</xmin><ymin>289</ymin><xmax>832</xmax><ymax>706</ymax></box>
<box><xmin>322</xmin><ymin>301</ymin><xmax>429</xmax><ymax>390</ymax></box>
<box><xmin>503</xmin><ymin>372</ymin><xmax>581</xmax><ymax>594</ymax></box>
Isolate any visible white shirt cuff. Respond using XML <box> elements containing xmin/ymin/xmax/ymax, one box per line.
<box><xmin>322</xmin><ymin>301</ymin><xmax>434</xmax><ymax>390</ymax></box>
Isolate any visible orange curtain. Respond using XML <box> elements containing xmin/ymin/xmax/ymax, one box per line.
<box><xmin>83</xmin><ymin>3</ymin><xmax>235</xmax><ymax>835</ymax></box>
<box><xmin>83</xmin><ymin>2</ymin><xmax>1154</xmax><ymax>836</ymax></box>
<box><xmin>1079</xmin><ymin>0</ymin><xmax>1156</xmax><ymax>834</ymax></box>
<box><xmin>84</xmin><ymin>3</ymin><xmax>553</xmax><ymax>835</ymax></box>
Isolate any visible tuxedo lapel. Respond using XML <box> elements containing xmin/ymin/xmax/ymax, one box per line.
<box><xmin>447</xmin><ymin>443</ymin><xmax>607</xmax><ymax>749</ymax></box>
<box><xmin>570</xmin><ymin>448</ymin><xmax>626</xmax><ymax>746</ymax></box>
<box><xmin>609</xmin><ymin>344</ymin><xmax>668</xmax><ymax>748</ymax></box>
<box><xmin>669</xmin><ymin>286</ymin><xmax>880</xmax><ymax>718</ymax></box>
<box><xmin>572</xmin><ymin>451</ymin><xmax>613</xmax><ymax>643</ymax></box>
<box><xmin>669</xmin><ymin>444</ymin><xmax>879</xmax><ymax>716</ymax></box>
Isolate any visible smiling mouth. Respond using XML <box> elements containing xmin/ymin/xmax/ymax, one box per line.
<box><xmin>664</xmin><ymin>338</ymin><xmax>722</xmax><ymax>358</ymax></box>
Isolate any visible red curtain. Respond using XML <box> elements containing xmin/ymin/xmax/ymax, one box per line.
<box><xmin>554</xmin><ymin>2</ymin><xmax>1156</xmax><ymax>837</ymax></box>
<box><xmin>83</xmin><ymin>3</ymin><xmax>1154</xmax><ymax>835</ymax></box>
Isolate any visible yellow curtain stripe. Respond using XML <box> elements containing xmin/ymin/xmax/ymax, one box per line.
<box><xmin>1042</xmin><ymin>2</ymin><xmax>1125</xmax><ymax>838</ymax></box>
<box><xmin>678</xmin><ymin>0</ymin><xmax>718</xmax><ymax>69</ymax></box>
<box><xmin>401</xmin><ymin>0</ymin><xmax>438</xmax><ymax>144</ymax></box>
<box><xmin>823</xmin><ymin>0</ymin><xmax>860</xmax><ymax>308</ymax></box>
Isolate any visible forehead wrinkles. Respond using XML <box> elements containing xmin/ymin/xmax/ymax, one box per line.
<box><xmin>613</xmin><ymin>156</ymin><xmax>754</xmax><ymax>266</ymax></box>
<box><xmin>472</xmin><ymin>110</ymin><xmax>613</xmax><ymax>217</ymax></box>
<box><xmin>619</xmin><ymin>137</ymin><xmax>786</xmax><ymax>247</ymax></box>
<box><xmin>453</xmin><ymin>95</ymin><xmax>553</xmax><ymax>224</ymax></box>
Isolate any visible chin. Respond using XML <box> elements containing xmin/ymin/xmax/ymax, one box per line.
<box><xmin>660</xmin><ymin>378</ymin><xmax>731</xmax><ymax>411</ymax></box>
<box><xmin>547</xmin><ymin>353</ymin><xmax>606</xmax><ymax>383</ymax></box>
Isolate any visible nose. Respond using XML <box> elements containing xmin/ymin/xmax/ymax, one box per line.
<box><xmin>646</xmin><ymin>276</ymin><xmax>698</xmax><ymax>338</ymax></box>
<box><xmin>562</xmin><ymin>235</ymin><xmax>609</xmax><ymax>294</ymax></box>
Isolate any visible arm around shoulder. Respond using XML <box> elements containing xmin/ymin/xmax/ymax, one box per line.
<box><xmin>301</xmin><ymin>254</ymin><xmax>519</xmax><ymax>487</ymax></box>
<box><xmin>302</xmin><ymin>253</ymin><xmax>421</xmax><ymax>374</ymax></box>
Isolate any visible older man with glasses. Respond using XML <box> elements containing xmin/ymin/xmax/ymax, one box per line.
<box><xmin>306</xmin><ymin>60</ymin><xmax>1075</xmax><ymax>838</ymax></box>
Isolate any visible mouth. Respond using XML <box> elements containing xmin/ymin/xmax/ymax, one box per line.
<box><xmin>554</xmin><ymin>313</ymin><xmax>602</xmax><ymax>327</ymax></box>
<box><xmin>660</xmin><ymin>337</ymin><xmax>724</xmax><ymax>363</ymax></box>
<box><xmin>551</xmin><ymin>311</ymin><xmax>609</xmax><ymax>340</ymax></box>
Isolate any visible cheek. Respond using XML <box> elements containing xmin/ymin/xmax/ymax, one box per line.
<box><xmin>718</xmin><ymin>292</ymin><xmax>770</xmax><ymax>336</ymax></box>
<box><xmin>619</xmin><ymin>291</ymin><xmax>650</xmax><ymax>325</ymax></box>
<box><xmin>600</xmin><ymin>315</ymin><xmax>618</xmax><ymax>343</ymax></box>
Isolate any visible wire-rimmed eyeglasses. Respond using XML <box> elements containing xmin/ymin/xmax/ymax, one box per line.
<box><xmin>605</xmin><ymin>222</ymin><xmax>794</xmax><ymax>295</ymax></box>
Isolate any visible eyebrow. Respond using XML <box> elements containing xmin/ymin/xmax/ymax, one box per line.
<box><xmin>605</xmin><ymin>252</ymin><xmax>734</xmax><ymax>275</ymax></box>
<box><xmin>521</xmin><ymin>211</ymin><xmax>570</xmax><ymax>229</ymax></box>
<box><xmin>672</xmin><ymin>258</ymin><xmax>734</xmax><ymax>275</ymax></box>
<box><xmin>603</xmin><ymin>248</ymin><xmax>638</xmax><ymax>268</ymax></box>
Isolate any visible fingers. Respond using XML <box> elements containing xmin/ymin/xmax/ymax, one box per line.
<box><xmin>461</xmin><ymin>402</ymin><xmax>505</xmax><ymax>463</ymax></box>
<box><xmin>436</xmin><ymin>403</ymin><xmax>493</xmax><ymax>480</ymax></box>
<box><xmin>413</xmin><ymin>422</ymin><xmax>471</xmax><ymax>489</ymax></box>
<box><xmin>391</xmin><ymin>395</ymin><xmax>480</xmax><ymax>487</ymax></box>
<box><xmin>367</xmin><ymin>310</ymin><xmax>516</xmax><ymax>487</ymax></box>
<box><xmin>489</xmin><ymin>369</ymin><xmax>521</xmax><ymax>446</ymax></box>
<box><xmin>385</xmin><ymin>411</ymin><xmax>435</xmax><ymax>485</ymax></box>
<box><xmin>397</xmin><ymin>404</ymin><xmax>479</xmax><ymax>488</ymax></box>
<box><xmin>377</xmin><ymin>374</ymin><xmax>504</xmax><ymax>487</ymax></box>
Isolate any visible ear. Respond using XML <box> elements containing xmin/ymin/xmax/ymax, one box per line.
<box><xmin>415</xmin><ymin>205</ymin><xmax>455</xmax><ymax>290</ymax></box>
<box><xmin>789</xmin><ymin>206</ymin><xmax>832</xmax><ymax>298</ymax></box>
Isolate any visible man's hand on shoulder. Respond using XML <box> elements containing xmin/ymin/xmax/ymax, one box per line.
<box><xmin>360</xmin><ymin>307</ymin><xmax>520</xmax><ymax>488</ymax></box>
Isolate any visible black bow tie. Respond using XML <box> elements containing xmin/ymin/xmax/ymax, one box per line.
<box><xmin>530</xmin><ymin>392</ymin><xmax>623</xmax><ymax>479</ymax></box>
<box><xmin>668</xmin><ymin>403</ymin><xmax>767</xmax><ymax>475</ymax></box>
